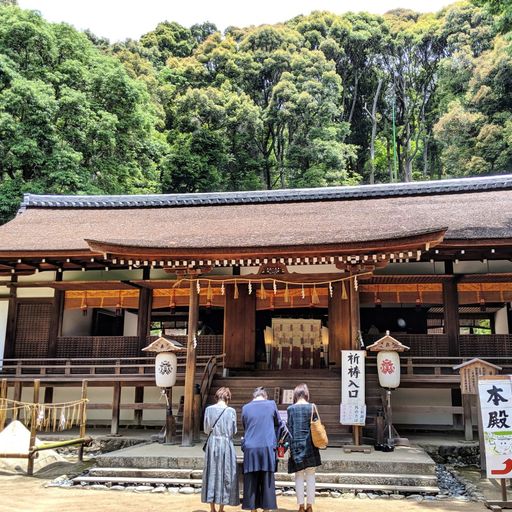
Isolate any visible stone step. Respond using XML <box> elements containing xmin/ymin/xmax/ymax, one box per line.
<box><xmin>86</xmin><ymin>467</ymin><xmax>438</xmax><ymax>487</ymax></box>
<box><xmin>96</xmin><ymin>454</ymin><xmax>436</xmax><ymax>476</ymax></box>
<box><xmin>73</xmin><ymin>474</ymin><xmax>439</xmax><ymax>494</ymax></box>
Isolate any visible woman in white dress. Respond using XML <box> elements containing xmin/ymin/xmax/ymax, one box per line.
<box><xmin>201</xmin><ymin>387</ymin><xmax>239</xmax><ymax>512</ymax></box>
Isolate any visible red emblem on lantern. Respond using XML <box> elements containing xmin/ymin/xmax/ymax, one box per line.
<box><xmin>380</xmin><ymin>358</ymin><xmax>395</xmax><ymax>374</ymax></box>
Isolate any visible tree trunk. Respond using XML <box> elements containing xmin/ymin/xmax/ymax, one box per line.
<box><xmin>368</xmin><ymin>78</ymin><xmax>383</xmax><ymax>185</ymax></box>
<box><xmin>348</xmin><ymin>73</ymin><xmax>359</xmax><ymax>125</ymax></box>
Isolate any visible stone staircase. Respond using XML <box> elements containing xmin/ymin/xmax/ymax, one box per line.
<box><xmin>207</xmin><ymin>369</ymin><xmax>384</xmax><ymax>443</ymax></box>
<box><xmin>76</xmin><ymin>443</ymin><xmax>439</xmax><ymax>494</ymax></box>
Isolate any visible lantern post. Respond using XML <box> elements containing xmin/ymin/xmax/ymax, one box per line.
<box><xmin>367</xmin><ymin>331</ymin><xmax>409</xmax><ymax>451</ymax></box>
<box><xmin>142</xmin><ymin>336</ymin><xmax>185</xmax><ymax>444</ymax></box>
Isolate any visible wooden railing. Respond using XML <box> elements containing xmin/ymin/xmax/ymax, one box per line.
<box><xmin>363</xmin><ymin>334</ymin><xmax>512</xmax><ymax>358</ymax></box>
<box><xmin>198</xmin><ymin>354</ymin><xmax>224</xmax><ymax>416</ymax></box>
<box><xmin>0</xmin><ymin>354</ymin><xmax>222</xmax><ymax>381</ymax></box>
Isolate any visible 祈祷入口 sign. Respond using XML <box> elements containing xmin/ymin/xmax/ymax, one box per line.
<box><xmin>478</xmin><ymin>375</ymin><xmax>512</xmax><ymax>478</ymax></box>
<box><xmin>340</xmin><ymin>350</ymin><xmax>366</xmax><ymax>425</ymax></box>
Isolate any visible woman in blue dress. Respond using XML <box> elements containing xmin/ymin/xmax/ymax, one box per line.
<box><xmin>201</xmin><ymin>386</ymin><xmax>239</xmax><ymax>512</ymax></box>
<box><xmin>287</xmin><ymin>383</ymin><xmax>322</xmax><ymax>512</ymax></box>
<box><xmin>241</xmin><ymin>386</ymin><xmax>285</xmax><ymax>512</ymax></box>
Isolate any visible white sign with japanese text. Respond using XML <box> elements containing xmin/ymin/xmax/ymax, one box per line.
<box><xmin>341</xmin><ymin>350</ymin><xmax>366</xmax><ymax>425</ymax></box>
<box><xmin>340</xmin><ymin>403</ymin><xmax>367</xmax><ymax>425</ymax></box>
<box><xmin>478</xmin><ymin>376</ymin><xmax>512</xmax><ymax>479</ymax></box>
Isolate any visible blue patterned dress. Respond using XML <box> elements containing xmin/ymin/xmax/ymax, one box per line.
<box><xmin>201</xmin><ymin>404</ymin><xmax>240</xmax><ymax>506</ymax></box>
<box><xmin>287</xmin><ymin>403</ymin><xmax>322</xmax><ymax>473</ymax></box>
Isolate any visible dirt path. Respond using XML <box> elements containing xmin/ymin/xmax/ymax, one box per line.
<box><xmin>0</xmin><ymin>475</ymin><xmax>487</xmax><ymax>512</ymax></box>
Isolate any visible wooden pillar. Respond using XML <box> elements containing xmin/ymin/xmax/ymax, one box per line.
<box><xmin>46</xmin><ymin>273</ymin><xmax>64</xmax><ymax>406</ymax></box>
<box><xmin>47</xmin><ymin>272</ymin><xmax>64</xmax><ymax>358</ymax></box>
<box><xmin>4</xmin><ymin>275</ymin><xmax>17</xmax><ymax>359</ymax></box>
<box><xmin>328</xmin><ymin>282</ymin><xmax>345</xmax><ymax>367</ymax></box>
<box><xmin>328</xmin><ymin>280</ymin><xmax>360</xmax><ymax>366</ymax></box>
<box><xmin>224</xmin><ymin>284</ymin><xmax>256</xmax><ymax>368</ymax></box>
<box><xmin>136</xmin><ymin>269</ymin><xmax>152</xmax><ymax>425</ymax></box>
<box><xmin>27</xmin><ymin>379</ymin><xmax>40</xmax><ymax>476</ymax></box>
<box><xmin>443</xmin><ymin>261</ymin><xmax>460</xmax><ymax>357</ymax></box>
<box><xmin>349</xmin><ymin>278</ymin><xmax>361</xmax><ymax>350</ymax></box>
<box><xmin>111</xmin><ymin>382</ymin><xmax>122</xmax><ymax>435</ymax></box>
<box><xmin>182</xmin><ymin>280</ymin><xmax>199</xmax><ymax>446</ymax></box>
<box><xmin>12</xmin><ymin>381</ymin><xmax>22</xmax><ymax>420</ymax></box>
<box><xmin>78</xmin><ymin>380</ymin><xmax>88</xmax><ymax>461</ymax></box>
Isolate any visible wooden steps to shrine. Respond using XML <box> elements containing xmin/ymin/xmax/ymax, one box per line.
<box><xmin>207</xmin><ymin>370</ymin><xmax>384</xmax><ymax>441</ymax></box>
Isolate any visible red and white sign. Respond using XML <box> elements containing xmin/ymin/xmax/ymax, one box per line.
<box><xmin>478</xmin><ymin>376</ymin><xmax>512</xmax><ymax>479</ymax></box>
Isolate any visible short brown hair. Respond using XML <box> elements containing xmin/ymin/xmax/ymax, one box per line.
<box><xmin>293</xmin><ymin>383</ymin><xmax>310</xmax><ymax>403</ymax></box>
<box><xmin>215</xmin><ymin>387</ymin><xmax>231</xmax><ymax>403</ymax></box>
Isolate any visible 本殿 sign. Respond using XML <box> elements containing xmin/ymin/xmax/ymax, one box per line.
<box><xmin>478</xmin><ymin>376</ymin><xmax>512</xmax><ymax>478</ymax></box>
<box><xmin>340</xmin><ymin>350</ymin><xmax>366</xmax><ymax>425</ymax></box>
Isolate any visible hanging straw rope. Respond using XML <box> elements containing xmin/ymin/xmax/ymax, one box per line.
<box><xmin>0</xmin><ymin>398</ymin><xmax>88</xmax><ymax>432</ymax></box>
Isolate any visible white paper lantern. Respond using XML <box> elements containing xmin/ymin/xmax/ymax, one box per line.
<box><xmin>377</xmin><ymin>351</ymin><xmax>401</xmax><ymax>389</ymax></box>
<box><xmin>155</xmin><ymin>352</ymin><xmax>178</xmax><ymax>388</ymax></box>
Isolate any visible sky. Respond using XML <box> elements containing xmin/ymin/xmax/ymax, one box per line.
<box><xmin>18</xmin><ymin>0</ymin><xmax>457</xmax><ymax>42</ymax></box>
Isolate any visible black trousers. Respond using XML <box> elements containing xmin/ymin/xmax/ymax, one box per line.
<box><xmin>242</xmin><ymin>470</ymin><xmax>277</xmax><ymax>510</ymax></box>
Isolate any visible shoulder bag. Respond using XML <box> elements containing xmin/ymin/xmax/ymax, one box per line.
<box><xmin>202</xmin><ymin>407</ymin><xmax>228</xmax><ymax>452</ymax></box>
<box><xmin>310</xmin><ymin>403</ymin><xmax>328</xmax><ymax>449</ymax></box>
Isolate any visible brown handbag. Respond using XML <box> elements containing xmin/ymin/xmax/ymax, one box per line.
<box><xmin>310</xmin><ymin>403</ymin><xmax>328</xmax><ymax>449</ymax></box>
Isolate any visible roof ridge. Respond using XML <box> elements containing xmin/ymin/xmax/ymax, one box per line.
<box><xmin>19</xmin><ymin>174</ymin><xmax>512</xmax><ymax>210</ymax></box>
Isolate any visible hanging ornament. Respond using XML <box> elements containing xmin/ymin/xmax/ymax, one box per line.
<box><xmin>248</xmin><ymin>281</ymin><xmax>253</xmax><ymax>295</ymax></box>
<box><xmin>415</xmin><ymin>284</ymin><xmax>422</xmax><ymax>311</ymax></box>
<box><xmin>341</xmin><ymin>281</ymin><xmax>348</xmax><ymax>300</ymax></box>
<box><xmin>196</xmin><ymin>280</ymin><xmax>201</xmax><ymax>295</ymax></box>
<box><xmin>273</xmin><ymin>279</ymin><xmax>277</xmax><ymax>294</ymax></box>
<box><xmin>81</xmin><ymin>291</ymin><xmax>88</xmax><ymax>317</ymax></box>
<box><xmin>301</xmin><ymin>284</ymin><xmax>305</xmax><ymax>299</ymax></box>
<box><xmin>260</xmin><ymin>281</ymin><xmax>267</xmax><ymax>299</ymax></box>
<box><xmin>221</xmin><ymin>282</ymin><xmax>225</xmax><ymax>295</ymax></box>
<box><xmin>170</xmin><ymin>289</ymin><xmax>176</xmax><ymax>313</ymax></box>
<box><xmin>115</xmin><ymin>290</ymin><xmax>122</xmax><ymax>317</ymax></box>
<box><xmin>284</xmin><ymin>283</ymin><xmax>290</xmax><ymax>303</ymax></box>
<box><xmin>311</xmin><ymin>284</ymin><xmax>320</xmax><ymax>305</ymax></box>
<box><xmin>37</xmin><ymin>406</ymin><xmax>45</xmax><ymax>429</ymax></box>
<box><xmin>234</xmin><ymin>281</ymin><xmax>239</xmax><ymax>299</ymax></box>
<box><xmin>206</xmin><ymin>281</ymin><xmax>213</xmax><ymax>307</ymax></box>
<box><xmin>59</xmin><ymin>409</ymin><xmax>66</xmax><ymax>431</ymax></box>
<box><xmin>354</xmin><ymin>276</ymin><xmax>358</xmax><ymax>291</ymax></box>
<box><xmin>329</xmin><ymin>282</ymin><xmax>333</xmax><ymax>298</ymax></box>
<box><xmin>374</xmin><ymin>288</ymin><xmax>382</xmax><ymax>308</ymax></box>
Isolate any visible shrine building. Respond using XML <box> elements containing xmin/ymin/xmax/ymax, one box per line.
<box><xmin>0</xmin><ymin>174</ymin><xmax>512</xmax><ymax>443</ymax></box>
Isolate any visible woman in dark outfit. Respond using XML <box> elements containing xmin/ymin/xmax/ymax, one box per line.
<box><xmin>241</xmin><ymin>387</ymin><xmax>285</xmax><ymax>512</ymax></box>
<box><xmin>287</xmin><ymin>383</ymin><xmax>322</xmax><ymax>512</ymax></box>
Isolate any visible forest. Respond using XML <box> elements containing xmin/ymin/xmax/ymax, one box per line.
<box><xmin>0</xmin><ymin>0</ymin><xmax>510</xmax><ymax>223</ymax></box>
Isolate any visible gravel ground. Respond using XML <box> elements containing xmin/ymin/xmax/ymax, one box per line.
<box><xmin>0</xmin><ymin>474</ymin><xmax>486</xmax><ymax>512</ymax></box>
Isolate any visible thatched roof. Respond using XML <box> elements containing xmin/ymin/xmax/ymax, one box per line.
<box><xmin>1</xmin><ymin>175</ymin><xmax>511</xmax><ymax>255</ymax></box>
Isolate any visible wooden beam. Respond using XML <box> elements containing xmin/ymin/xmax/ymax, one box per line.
<box><xmin>137</xmin><ymin>268</ymin><xmax>152</xmax><ymax>351</ymax></box>
<box><xmin>48</xmin><ymin>272</ymin><xmax>64</xmax><ymax>358</ymax></box>
<box><xmin>328</xmin><ymin>282</ymin><xmax>351</xmax><ymax>367</ymax></box>
<box><xmin>182</xmin><ymin>280</ymin><xmax>199</xmax><ymax>447</ymax></box>
<box><xmin>443</xmin><ymin>261</ymin><xmax>460</xmax><ymax>357</ymax></box>
<box><xmin>111</xmin><ymin>382</ymin><xmax>121</xmax><ymax>435</ymax></box>
<box><xmin>349</xmin><ymin>278</ymin><xmax>361</xmax><ymax>350</ymax></box>
<box><xmin>223</xmin><ymin>284</ymin><xmax>256</xmax><ymax>368</ymax></box>
<box><xmin>4</xmin><ymin>275</ymin><xmax>17</xmax><ymax>359</ymax></box>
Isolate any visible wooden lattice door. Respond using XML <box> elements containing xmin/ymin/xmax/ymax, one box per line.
<box><xmin>13</xmin><ymin>301</ymin><xmax>53</xmax><ymax>358</ymax></box>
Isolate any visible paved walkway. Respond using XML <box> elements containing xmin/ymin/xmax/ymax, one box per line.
<box><xmin>0</xmin><ymin>475</ymin><xmax>485</xmax><ymax>512</ymax></box>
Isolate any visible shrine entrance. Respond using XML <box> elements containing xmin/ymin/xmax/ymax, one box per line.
<box><xmin>264</xmin><ymin>317</ymin><xmax>328</xmax><ymax>369</ymax></box>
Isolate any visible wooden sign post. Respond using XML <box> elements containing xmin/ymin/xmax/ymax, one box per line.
<box><xmin>340</xmin><ymin>350</ymin><xmax>370</xmax><ymax>452</ymax></box>
<box><xmin>453</xmin><ymin>359</ymin><xmax>501</xmax><ymax>441</ymax></box>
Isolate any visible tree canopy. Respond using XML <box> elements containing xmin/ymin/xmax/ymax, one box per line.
<box><xmin>0</xmin><ymin>2</ymin><xmax>509</xmax><ymax>223</ymax></box>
